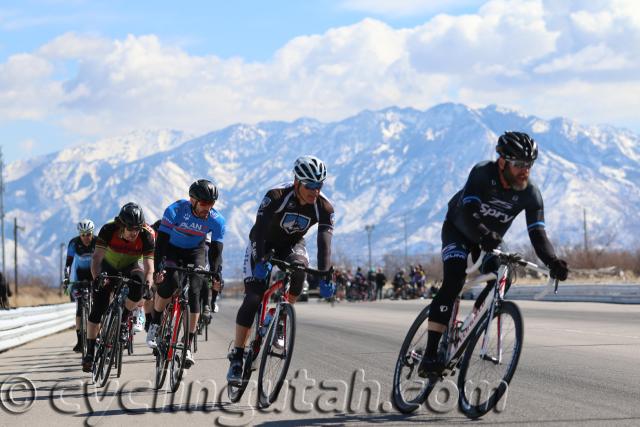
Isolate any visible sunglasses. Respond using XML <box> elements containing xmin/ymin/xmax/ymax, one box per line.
<box><xmin>79</xmin><ymin>232</ymin><xmax>92</xmax><ymax>237</ymax></box>
<box><xmin>125</xmin><ymin>226</ymin><xmax>141</xmax><ymax>232</ymax></box>
<box><xmin>508</xmin><ymin>159</ymin><xmax>534</xmax><ymax>169</ymax></box>
<box><xmin>301</xmin><ymin>180</ymin><xmax>323</xmax><ymax>190</ymax></box>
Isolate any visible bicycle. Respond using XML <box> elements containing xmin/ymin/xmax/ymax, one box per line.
<box><xmin>227</xmin><ymin>257</ymin><xmax>332</xmax><ymax>408</ymax></box>
<box><xmin>154</xmin><ymin>263</ymin><xmax>218</xmax><ymax>393</ymax></box>
<box><xmin>91</xmin><ymin>274</ymin><xmax>137</xmax><ymax>387</ymax></box>
<box><xmin>67</xmin><ymin>280</ymin><xmax>93</xmax><ymax>358</ymax></box>
<box><xmin>392</xmin><ymin>249</ymin><xmax>559</xmax><ymax>418</ymax></box>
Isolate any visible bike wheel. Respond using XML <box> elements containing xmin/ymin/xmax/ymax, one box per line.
<box><xmin>80</xmin><ymin>301</ymin><xmax>89</xmax><ymax>358</ymax></box>
<box><xmin>457</xmin><ymin>301</ymin><xmax>523</xmax><ymax>419</ymax></box>
<box><xmin>193</xmin><ymin>323</ymin><xmax>199</xmax><ymax>353</ymax></box>
<box><xmin>169</xmin><ymin>305</ymin><xmax>189</xmax><ymax>393</ymax></box>
<box><xmin>127</xmin><ymin>325</ymin><xmax>134</xmax><ymax>356</ymax></box>
<box><xmin>116</xmin><ymin>340</ymin><xmax>123</xmax><ymax>378</ymax></box>
<box><xmin>392</xmin><ymin>304</ymin><xmax>436</xmax><ymax>413</ymax></box>
<box><xmin>228</xmin><ymin>313</ymin><xmax>261</xmax><ymax>403</ymax></box>
<box><xmin>154</xmin><ymin>310</ymin><xmax>171</xmax><ymax>390</ymax></box>
<box><xmin>96</xmin><ymin>308</ymin><xmax>120</xmax><ymax>387</ymax></box>
<box><xmin>258</xmin><ymin>304</ymin><xmax>296</xmax><ymax>408</ymax></box>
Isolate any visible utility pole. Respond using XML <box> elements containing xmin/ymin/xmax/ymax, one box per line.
<box><xmin>403</xmin><ymin>213</ymin><xmax>408</xmax><ymax>268</ymax></box>
<box><xmin>13</xmin><ymin>218</ymin><xmax>24</xmax><ymax>297</ymax></box>
<box><xmin>0</xmin><ymin>147</ymin><xmax>5</xmax><ymax>278</ymax></box>
<box><xmin>365</xmin><ymin>224</ymin><xmax>375</xmax><ymax>272</ymax></box>
<box><xmin>59</xmin><ymin>243</ymin><xmax>65</xmax><ymax>296</ymax></box>
<box><xmin>583</xmin><ymin>208</ymin><xmax>588</xmax><ymax>253</ymax></box>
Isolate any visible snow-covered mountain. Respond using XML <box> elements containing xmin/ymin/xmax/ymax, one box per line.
<box><xmin>4</xmin><ymin>103</ymin><xmax>640</xmax><ymax>279</ymax></box>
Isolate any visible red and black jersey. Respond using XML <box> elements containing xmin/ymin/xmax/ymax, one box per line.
<box><xmin>96</xmin><ymin>219</ymin><xmax>155</xmax><ymax>270</ymax></box>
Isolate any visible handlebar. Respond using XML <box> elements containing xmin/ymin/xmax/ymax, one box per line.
<box><xmin>97</xmin><ymin>273</ymin><xmax>140</xmax><ymax>287</ymax></box>
<box><xmin>465</xmin><ymin>249</ymin><xmax>559</xmax><ymax>297</ymax></box>
<box><xmin>165</xmin><ymin>264</ymin><xmax>220</xmax><ymax>278</ymax></box>
<box><xmin>270</xmin><ymin>257</ymin><xmax>334</xmax><ymax>280</ymax></box>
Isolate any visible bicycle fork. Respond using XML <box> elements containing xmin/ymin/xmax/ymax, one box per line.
<box><xmin>479</xmin><ymin>267</ymin><xmax>509</xmax><ymax>364</ymax></box>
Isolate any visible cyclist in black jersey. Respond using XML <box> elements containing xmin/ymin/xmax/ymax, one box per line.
<box><xmin>418</xmin><ymin>131</ymin><xmax>569</xmax><ymax>377</ymax></box>
<box><xmin>64</xmin><ymin>219</ymin><xmax>97</xmax><ymax>352</ymax></box>
<box><xmin>227</xmin><ymin>155</ymin><xmax>336</xmax><ymax>385</ymax></box>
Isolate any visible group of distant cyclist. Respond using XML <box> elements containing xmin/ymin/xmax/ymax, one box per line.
<box><xmin>62</xmin><ymin>131</ymin><xmax>569</xmax><ymax>388</ymax></box>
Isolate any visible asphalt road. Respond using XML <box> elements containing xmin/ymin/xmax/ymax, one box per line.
<box><xmin>1</xmin><ymin>299</ymin><xmax>639</xmax><ymax>426</ymax></box>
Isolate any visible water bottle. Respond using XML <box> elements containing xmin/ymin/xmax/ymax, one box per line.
<box><xmin>259</xmin><ymin>310</ymin><xmax>274</xmax><ymax>337</ymax></box>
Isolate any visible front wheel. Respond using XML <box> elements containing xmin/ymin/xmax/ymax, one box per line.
<box><xmin>80</xmin><ymin>300</ymin><xmax>89</xmax><ymax>358</ymax></box>
<box><xmin>154</xmin><ymin>309</ymin><xmax>172</xmax><ymax>390</ymax></box>
<box><xmin>457</xmin><ymin>301</ymin><xmax>524</xmax><ymax>419</ymax></box>
<box><xmin>392</xmin><ymin>304</ymin><xmax>436</xmax><ymax>413</ymax></box>
<box><xmin>169</xmin><ymin>305</ymin><xmax>189</xmax><ymax>393</ymax></box>
<box><xmin>258</xmin><ymin>303</ymin><xmax>296</xmax><ymax>408</ymax></box>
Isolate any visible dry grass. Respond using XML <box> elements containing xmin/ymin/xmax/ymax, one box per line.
<box><xmin>3</xmin><ymin>276</ymin><xmax>68</xmax><ymax>308</ymax></box>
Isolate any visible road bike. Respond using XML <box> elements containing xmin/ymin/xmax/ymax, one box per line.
<box><xmin>92</xmin><ymin>274</ymin><xmax>137</xmax><ymax>387</ymax></box>
<box><xmin>392</xmin><ymin>249</ymin><xmax>558</xmax><ymax>418</ymax></box>
<box><xmin>154</xmin><ymin>263</ymin><xmax>218</xmax><ymax>392</ymax></box>
<box><xmin>227</xmin><ymin>257</ymin><xmax>332</xmax><ymax>408</ymax></box>
<box><xmin>68</xmin><ymin>280</ymin><xmax>93</xmax><ymax>358</ymax></box>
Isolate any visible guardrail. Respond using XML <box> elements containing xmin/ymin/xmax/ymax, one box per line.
<box><xmin>0</xmin><ymin>303</ymin><xmax>75</xmax><ymax>352</ymax></box>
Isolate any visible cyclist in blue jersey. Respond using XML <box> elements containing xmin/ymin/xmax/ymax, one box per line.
<box><xmin>63</xmin><ymin>219</ymin><xmax>97</xmax><ymax>352</ymax></box>
<box><xmin>146</xmin><ymin>179</ymin><xmax>225</xmax><ymax>368</ymax></box>
<box><xmin>418</xmin><ymin>131</ymin><xmax>569</xmax><ymax>377</ymax></box>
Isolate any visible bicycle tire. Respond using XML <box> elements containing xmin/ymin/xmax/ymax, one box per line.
<box><xmin>457</xmin><ymin>301</ymin><xmax>523</xmax><ymax>419</ymax></box>
<box><xmin>193</xmin><ymin>322</ymin><xmax>199</xmax><ymax>353</ymax></box>
<box><xmin>96</xmin><ymin>307</ymin><xmax>120</xmax><ymax>387</ymax></box>
<box><xmin>92</xmin><ymin>317</ymin><xmax>107</xmax><ymax>385</ymax></box>
<box><xmin>154</xmin><ymin>308</ymin><xmax>172</xmax><ymax>390</ymax></box>
<box><xmin>258</xmin><ymin>303</ymin><xmax>296</xmax><ymax>408</ymax></box>
<box><xmin>116</xmin><ymin>340</ymin><xmax>123</xmax><ymax>378</ymax></box>
<box><xmin>169</xmin><ymin>304</ymin><xmax>189</xmax><ymax>393</ymax></box>
<box><xmin>228</xmin><ymin>314</ymin><xmax>261</xmax><ymax>403</ymax></box>
<box><xmin>392</xmin><ymin>304</ymin><xmax>436</xmax><ymax>413</ymax></box>
<box><xmin>80</xmin><ymin>300</ymin><xmax>89</xmax><ymax>358</ymax></box>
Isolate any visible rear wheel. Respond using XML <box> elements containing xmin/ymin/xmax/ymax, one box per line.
<box><xmin>258</xmin><ymin>303</ymin><xmax>296</xmax><ymax>408</ymax></box>
<box><xmin>228</xmin><ymin>313</ymin><xmax>261</xmax><ymax>403</ymax></box>
<box><xmin>392</xmin><ymin>304</ymin><xmax>435</xmax><ymax>413</ymax></box>
<box><xmin>458</xmin><ymin>301</ymin><xmax>523</xmax><ymax>419</ymax></box>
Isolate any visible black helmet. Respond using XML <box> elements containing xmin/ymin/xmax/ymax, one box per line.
<box><xmin>496</xmin><ymin>131</ymin><xmax>538</xmax><ymax>162</ymax></box>
<box><xmin>189</xmin><ymin>179</ymin><xmax>218</xmax><ymax>203</ymax></box>
<box><xmin>118</xmin><ymin>202</ymin><xmax>145</xmax><ymax>228</ymax></box>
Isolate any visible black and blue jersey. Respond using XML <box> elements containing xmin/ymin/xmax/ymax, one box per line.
<box><xmin>65</xmin><ymin>236</ymin><xmax>96</xmax><ymax>281</ymax></box>
<box><xmin>446</xmin><ymin>160</ymin><xmax>555</xmax><ymax>265</ymax></box>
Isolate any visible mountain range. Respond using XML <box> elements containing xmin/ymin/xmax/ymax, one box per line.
<box><xmin>4</xmin><ymin>103</ymin><xmax>639</xmax><ymax>279</ymax></box>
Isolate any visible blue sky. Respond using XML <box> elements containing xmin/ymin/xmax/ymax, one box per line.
<box><xmin>1</xmin><ymin>0</ymin><xmax>639</xmax><ymax>164</ymax></box>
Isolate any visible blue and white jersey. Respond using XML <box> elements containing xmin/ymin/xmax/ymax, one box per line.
<box><xmin>66</xmin><ymin>236</ymin><xmax>96</xmax><ymax>281</ymax></box>
<box><xmin>159</xmin><ymin>199</ymin><xmax>225</xmax><ymax>249</ymax></box>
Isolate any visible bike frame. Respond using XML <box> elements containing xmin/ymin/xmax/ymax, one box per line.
<box><xmin>443</xmin><ymin>250</ymin><xmax>556</xmax><ymax>368</ymax></box>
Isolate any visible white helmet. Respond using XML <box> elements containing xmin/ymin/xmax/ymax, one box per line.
<box><xmin>293</xmin><ymin>155</ymin><xmax>327</xmax><ymax>183</ymax></box>
<box><xmin>77</xmin><ymin>219</ymin><xmax>95</xmax><ymax>234</ymax></box>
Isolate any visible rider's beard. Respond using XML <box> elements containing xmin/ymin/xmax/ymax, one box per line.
<box><xmin>503</xmin><ymin>166</ymin><xmax>528</xmax><ymax>191</ymax></box>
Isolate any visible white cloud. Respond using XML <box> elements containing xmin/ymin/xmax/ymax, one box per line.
<box><xmin>1</xmin><ymin>0</ymin><xmax>639</xmax><ymax>138</ymax></box>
